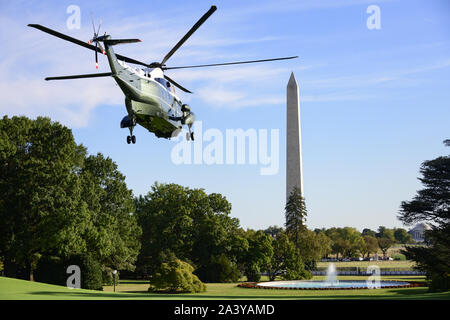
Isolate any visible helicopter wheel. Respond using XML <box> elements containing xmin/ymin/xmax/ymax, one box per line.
<box><xmin>131</xmin><ymin>135</ymin><xmax>136</xmax><ymax>144</ymax></box>
<box><xmin>186</xmin><ymin>132</ymin><xmax>190</xmax><ymax>141</ymax></box>
<box><xmin>126</xmin><ymin>136</ymin><xmax>132</xmax><ymax>144</ymax></box>
<box><xmin>190</xmin><ymin>132</ymin><xmax>194</xmax><ymax>141</ymax></box>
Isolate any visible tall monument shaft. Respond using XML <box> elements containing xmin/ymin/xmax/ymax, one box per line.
<box><xmin>286</xmin><ymin>72</ymin><xmax>303</xmax><ymax>202</ymax></box>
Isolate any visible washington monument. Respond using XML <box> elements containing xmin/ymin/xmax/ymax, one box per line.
<box><xmin>286</xmin><ymin>72</ymin><xmax>303</xmax><ymax>202</ymax></box>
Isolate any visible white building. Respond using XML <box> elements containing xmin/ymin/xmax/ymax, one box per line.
<box><xmin>408</xmin><ymin>223</ymin><xmax>432</xmax><ymax>242</ymax></box>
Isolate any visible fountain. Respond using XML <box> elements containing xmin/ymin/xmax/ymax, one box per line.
<box><xmin>325</xmin><ymin>263</ymin><xmax>338</xmax><ymax>286</ymax></box>
<box><xmin>255</xmin><ymin>263</ymin><xmax>411</xmax><ymax>290</ymax></box>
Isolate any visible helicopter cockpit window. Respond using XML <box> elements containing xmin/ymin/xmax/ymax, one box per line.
<box><xmin>155</xmin><ymin>78</ymin><xmax>166</xmax><ymax>86</ymax></box>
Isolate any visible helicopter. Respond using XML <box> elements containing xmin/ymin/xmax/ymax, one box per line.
<box><xmin>28</xmin><ymin>5</ymin><xmax>297</xmax><ymax>144</ymax></box>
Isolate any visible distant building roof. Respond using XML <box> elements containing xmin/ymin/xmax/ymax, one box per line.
<box><xmin>408</xmin><ymin>223</ymin><xmax>432</xmax><ymax>242</ymax></box>
<box><xmin>409</xmin><ymin>223</ymin><xmax>432</xmax><ymax>232</ymax></box>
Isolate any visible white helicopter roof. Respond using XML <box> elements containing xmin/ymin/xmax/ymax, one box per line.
<box><xmin>148</xmin><ymin>67</ymin><xmax>164</xmax><ymax>78</ymax></box>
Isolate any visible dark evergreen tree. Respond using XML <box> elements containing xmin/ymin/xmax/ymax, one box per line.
<box><xmin>285</xmin><ymin>187</ymin><xmax>307</xmax><ymax>245</ymax></box>
<box><xmin>398</xmin><ymin>139</ymin><xmax>450</xmax><ymax>291</ymax></box>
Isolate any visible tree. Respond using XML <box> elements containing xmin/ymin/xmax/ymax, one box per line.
<box><xmin>377</xmin><ymin>238</ymin><xmax>393</xmax><ymax>259</ymax></box>
<box><xmin>264</xmin><ymin>225</ymin><xmax>284</xmax><ymax>238</ymax></box>
<box><xmin>285</xmin><ymin>187</ymin><xmax>307</xmax><ymax>246</ymax></box>
<box><xmin>135</xmin><ymin>183</ymin><xmax>242</xmax><ymax>283</ymax></box>
<box><xmin>362</xmin><ymin>228</ymin><xmax>377</xmax><ymax>238</ymax></box>
<box><xmin>398</xmin><ymin>140</ymin><xmax>450</xmax><ymax>291</ymax></box>
<box><xmin>0</xmin><ymin>116</ymin><xmax>142</xmax><ymax>285</ymax></box>
<box><xmin>399</xmin><ymin>153</ymin><xmax>449</xmax><ymax>227</ymax></box>
<box><xmin>79</xmin><ymin>153</ymin><xmax>142</xmax><ymax>277</ymax></box>
<box><xmin>197</xmin><ymin>254</ymin><xmax>240</xmax><ymax>283</ymax></box>
<box><xmin>295</xmin><ymin>229</ymin><xmax>331</xmax><ymax>270</ymax></box>
<box><xmin>363</xmin><ymin>235</ymin><xmax>379</xmax><ymax>258</ymax></box>
<box><xmin>376</xmin><ymin>226</ymin><xmax>395</xmax><ymax>241</ymax></box>
<box><xmin>0</xmin><ymin>116</ymin><xmax>89</xmax><ymax>280</ymax></box>
<box><xmin>241</xmin><ymin>230</ymin><xmax>273</xmax><ymax>282</ymax></box>
<box><xmin>393</xmin><ymin>228</ymin><xmax>413</xmax><ymax>244</ymax></box>
<box><xmin>325</xmin><ymin>227</ymin><xmax>365</xmax><ymax>259</ymax></box>
<box><xmin>266</xmin><ymin>232</ymin><xmax>310</xmax><ymax>281</ymax></box>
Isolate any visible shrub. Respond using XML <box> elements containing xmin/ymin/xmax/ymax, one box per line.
<box><xmin>393</xmin><ymin>254</ymin><xmax>406</xmax><ymax>261</ymax></box>
<box><xmin>35</xmin><ymin>256</ymin><xmax>66</xmax><ymax>285</ymax></box>
<box><xmin>245</xmin><ymin>265</ymin><xmax>261</xmax><ymax>282</ymax></box>
<box><xmin>34</xmin><ymin>254</ymin><xmax>103</xmax><ymax>290</ymax></box>
<box><xmin>195</xmin><ymin>254</ymin><xmax>240</xmax><ymax>283</ymax></box>
<box><xmin>68</xmin><ymin>254</ymin><xmax>103</xmax><ymax>290</ymax></box>
<box><xmin>149</xmin><ymin>258</ymin><xmax>206</xmax><ymax>293</ymax></box>
<box><xmin>428</xmin><ymin>274</ymin><xmax>450</xmax><ymax>292</ymax></box>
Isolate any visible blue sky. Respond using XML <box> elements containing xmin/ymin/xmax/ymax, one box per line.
<box><xmin>1</xmin><ymin>0</ymin><xmax>449</xmax><ymax>231</ymax></box>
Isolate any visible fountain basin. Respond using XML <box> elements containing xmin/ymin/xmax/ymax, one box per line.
<box><xmin>254</xmin><ymin>280</ymin><xmax>412</xmax><ymax>290</ymax></box>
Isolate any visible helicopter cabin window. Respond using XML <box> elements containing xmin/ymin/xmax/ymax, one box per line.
<box><xmin>155</xmin><ymin>78</ymin><xmax>165</xmax><ymax>86</ymax></box>
<box><xmin>155</xmin><ymin>78</ymin><xmax>171</xmax><ymax>90</ymax></box>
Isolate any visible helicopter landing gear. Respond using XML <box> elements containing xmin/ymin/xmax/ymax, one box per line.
<box><xmin>127</xmin><ymin>125</ymin><xmax>136</xmax><ymax>144</ymax></box>
<box><xmin>186</xmin><ymin>124</ymin><xmax>194</xmax><ymax>141</ymax></box>
<box><xmin>186</xmin><ymin>132</ymin><xmax>195</xmax><ymax>141</ymax></box>
<box><xmin>127</xmin><ymin>135</ymin><xmax>136</xmax><ymax>144</ymax></box>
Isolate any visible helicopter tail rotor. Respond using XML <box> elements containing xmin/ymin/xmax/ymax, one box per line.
<box><xmin>89</xmin><ymin>15</ymin><xmax>106</xmax><ymax>69</ymax></box>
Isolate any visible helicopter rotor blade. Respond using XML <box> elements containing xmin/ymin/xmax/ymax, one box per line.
<box><xmin>164</xmin><ymin>74</ymin><xmax>192</xmax><ymax>94</ymax></box>
<box><xmin>163</xmin><ymin>56</ymin><xmax>299</xmax><ymax>70</ymax></box>
<box><xmin>97</xmin><ymin>19</ymin><xmax>102</xmax><ymax>37</ymax></box>
<box><xmin>95</xmin><ymin>42</ymin><xmax>99</xmax><ymax>68</ymax></box>
<box><xmin>45</xmin><ymin>72</ymin><xmax>113</xmax><ymax>81</ymax></box>
<box><xmin>97</xmin><ymin>42</ymin><xmax>106</xmax><ymax>55</ymax></box>
<box><xmin>27</xmin><ymin>24</ymin><xmax>149</xmax><ymax>67</ymax></box>
<box><xmin>160</xmin><ymin>5</ymin><xmax>217</xmax><ymax>66</ymax></box>
<box><xmin>90</xmin><ymin>13</ymin><xmax>96</xmax><ymax>34</ymax></box>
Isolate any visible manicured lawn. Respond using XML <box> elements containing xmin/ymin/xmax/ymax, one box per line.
<box><xmin>2</xmin><ymin>275</ymin><xmax>449</xmax><ymax>300</ymax></box>
<box><xmin>317</xmin><ymin>260</ymin><xmax>416</xmax><ymax>269</ymax></box>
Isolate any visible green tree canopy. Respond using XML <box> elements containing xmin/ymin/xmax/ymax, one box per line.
<box><xmin>241</xmin><ymin>229</ymin><xmax>273</xmax><ymax>282</ymax></box>
<box><xmin>376</xmin><ymin>226</ymin><xmax>395</xmax><ymax>241</ymax></box>
<box><xmin>266</xmin><ymin>232</ymin><xmax>310</xmax><ymax>281</ymax></box>
<box><xmin>325</xmin><ymin>227</ymin><xmax>365</xmax><ymax>259</ymax></box>
<box><xmin>0</xmin><ymin>116</ymin><xmax>141</xmax><ymax>283</ymax></box>
<box><xmin>135</xmin><ymin>182</ymin><xmax>242</xmax><ymax>283</ymax></box>
<box><xmin>393</xmin><ymin>228</ymin><xmax>413</xmax><ymax>244</ymax></box>
<box><xmin>295</xmin><ymin>228</ymin><xmax>331</xmax><ymax>270</ymax></box>
<box><xmin>362</xmin><ymin>228</ymin><xmax>377</xmax><ymax>238</ymax></box>
<box><xmin>362</xmin><ymin>235</ymin><xmax>379</xmax><ymax>258</ymax></box>
<box><xmin>80</xmin><ymin>153</ymin><xmax>142</xmax><ymax>274</ymax></box>
<box><xmin>377</xmin><ymin>237</ymin><xmax>393</xmax><ymax>259</ymax></box>
<box><xmin>0</xmin><ymin>116</ymin><xmax>88</xmax><ymax>280</ymax></box>
<box><xmin>264</xmin><ymin>225</ymin><xmax>284</xmax><ymax>238</ymax></box>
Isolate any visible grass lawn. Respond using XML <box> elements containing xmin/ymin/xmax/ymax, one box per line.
<box><xmin>317</xmin><ymin>260</ymin><xmax>417</xmax><ymax>269</ymax></box>
<box><xmin>1</xmin><ymin>275</ymin><xmax>449</xmax><ymax>300</ymax></box>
